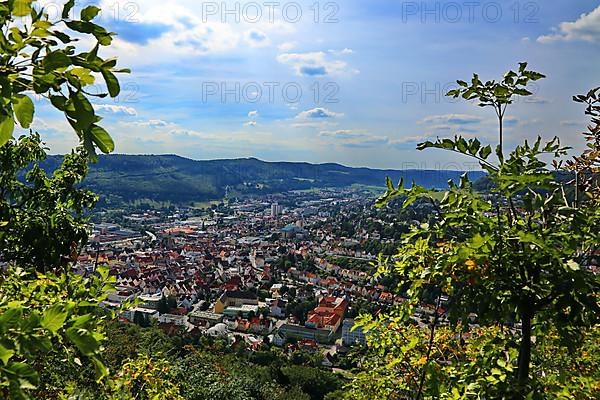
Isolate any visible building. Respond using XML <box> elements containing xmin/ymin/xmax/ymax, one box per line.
<box><xmin>266</xmin><ymin>298</ymin><xmax>287</xmax><ymax>318</ymax></box>
<box><xmin>305</xmin><ymin>296</ymin><xmax>348</xmax><ymax>332</ymax></box>
<box><xmin>158</xmin><ymin>313</ymin><xmax>187</xmax><ymax>326</ymax></box>
<box><xmin>271</xmin><ymin>203</ymin><xmax>282</xmax><ymax>218</ymax></box>
<box><xmin>278</xmin><ymin>323</ymin><xmax>335</xmax><ymax>344</ymax></box>
<box><xmin>188</xmin><ymin>310</ymin><xmax>223</xmax><ymax>327</ymax></box>
<box><xmin>222</xmin><ymin>304</ymin><xmax>260</xmax><ymax>318</ymax></box>
<box><xmin>213</xmin><ymin>290</ymin><xmax>259</xmax><ymax>314</ymax></box>
<box><xmin>281</xmin><ymin>224</ymin><xmax>306</xmax><ymax>239</ymax></box>
<box><xmin>341</xmin><ymin>319</ymin><xmax>367</xmax><ymax>346</ymax></box>
<box><xmin>138</xmin><ymin>293</ymin><xmax>162</xmax><ymax>310</ymax></box>
<box><xmin>122</xmin><ymin>307</ymin><xmax>159</xmax><ymax>323</ymax></box>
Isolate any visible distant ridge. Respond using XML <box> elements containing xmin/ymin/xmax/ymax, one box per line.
<box><xmin>41</xmin><ymin>155</ymin><xmax>486</xmax><ymax>205</ymax></box>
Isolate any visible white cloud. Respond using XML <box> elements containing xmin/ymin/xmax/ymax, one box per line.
<box><xmin>277</xmin><ymin>51</ymin><xmax>358</xmax><ymax>76</ymax></box>
<box><xmin>248</xmin><ymin>110</ymin><xmax>259</xmax><ymax>118</ymax></box>
<box><xmin>419</xmin><ymin>114</ymin><xmax>482</xmax><ymax>126</ymax></box>
<box><xmin>67</xmin><ymin>0</ymin><xmax>303</xmax><ymax>68</ymax></box>
<box><xmin>278</xmin><ymin>41</ymin><xmax>296</xmax><ymax>52</ymax></box>
<box><xmin>538</xmin><ymin>6</ymin><xmax>600</xmax><ymax>43</ymax></box>
<box><xmin>296</xmin><ymin>107</ymin><xmax>344</xmax><ymax>119</ymax></box>
<box><xmin>319</xmin><ymin>129</ymin><xmax>362</xmax><ymax>139</ymax></box>
<box><xmin>328</xmin><ymin>48</ymin><xmax>354</xmax><ymax>55</ymax></box>
<box><xmin>319</xmin><ymin>129</ymin><xmax>389</xmax><ymax>148</ymax></box>
<box><xmin>124</xmin><ymin>119</ymin><xmax>171</xmax><ymax>128</ymax></box>
<box><xmin>244</xmin><ymin>121</ymin><xmax>257</xmax><ymax>127</ymax></box>
<box><xmin>94</xmin><ymin>104</ymin><xmax>138</xmax><ymax>116</ymax></box>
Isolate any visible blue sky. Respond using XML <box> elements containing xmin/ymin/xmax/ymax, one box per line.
<box><xmin>37</xmin><ymin>0</ymin><xmax>600</xmax><ymax>169</ymax></box>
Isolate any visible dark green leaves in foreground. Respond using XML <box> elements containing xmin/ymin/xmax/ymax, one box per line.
<box><xmin>0</xmin><ymin>0</ymin><xmax>129</xmax><ymax>153</ymax></box>
<box><xmin>0</xmin><ymin>266</ymin><xmax>116</xmax><ymax>399</ymax></box>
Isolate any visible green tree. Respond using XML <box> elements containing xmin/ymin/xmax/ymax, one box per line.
<box><xmin>281</xmin><ymin>365</ymin><xmax>342</xmax><ymax>400</ymax></box>
<box><xmin>157</xmin><ymin>295</ymin><xmax>169</xmax><ymax>314</ymax></box>
<box><xmin>0</xmin><ymin>0</ymin><xmax>128</xmax><ymax>397</ymax></box>
<box><xmin>353</xmin><ymin>64</ymin><xmax>600</xmax><ymax>399</ymax></box>
<box><xmin>0</xmin><ymin>134</ymin><xmax>96</xmax><ymax>271</ymax></box>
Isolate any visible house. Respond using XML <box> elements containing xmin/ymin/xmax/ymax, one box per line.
<box><xmin>305</xmin><ymin>296</ymin><xmax>348</xmax><ymax>332</ymax></box>
<box><xmin>213</xmin><ymin>290</ymin><xmax>259</xmax><ymax>314</ymax></box>
<box><xmin>341</xmin><ymin>318</ymin><xmax>367</xmax><ymax>346</ymax></box>
<box><xmin>138</xmin><ymin>293</ymin><xmax>162</xmax><ymax>309</ymax></box>
<box><xmin>158</xmin><ymin>313</ymin><xmax>187</xmax><ymax>326</ymax></box>
<box><xmin>188</xmin><ymin>310</ymin><xmax>223</xmax><ymax>327</ymax></box>
<box><xmin>222</xmin><ymin>304</ymin><xmax>260</xmax><ymax>318</ymax></box>
<box><xmin>267</xmin><ymin>298</ymin><xmax>287</xmax><ymax>318</ymax></box>
<box><xmin>278</xmin><ymin>323</ymin><xmax>335</xmax><ymax>344</ymax></box>
<box><xmin>122</xmin><ymin>307</ymin><xmax>159</xmax><ymax>324</ymax></box>
<box><xmin>281</xmin><ymin>224</ymin><xmax>306</xmax><ymax>239</ymax></box>
<box><xmin>268</xmin><ymin>331</ymin><xmax>286</xmax><ymax>347</ymax></box>
<box><xmin>249</xmin><ymin>316</ymin><xmax>274</xmax><ymax>334</ymax></box>
<box><xmin>206</xmin><ymin>323</ymin><xmax>229</xmax><ymax>337</ymax></box>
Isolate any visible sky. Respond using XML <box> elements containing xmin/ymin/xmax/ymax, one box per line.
<box><xmin>34</xmin><ymin>0</ymin><xmax>600</xmax><ymax>170</ymax></box>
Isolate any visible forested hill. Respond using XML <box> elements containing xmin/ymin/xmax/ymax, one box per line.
<box><xmin>42</xmin><ymin>155</ymin><xmax>486</xmax><ymax>205</ymax></box>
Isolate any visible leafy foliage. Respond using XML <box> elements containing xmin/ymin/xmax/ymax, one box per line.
<box><xmin>0</xmin><ymin>0</ymin><xmax>129</xmax><ymax>153</ymax></box>
<box><xmin>567</xmin><ymin>87</ymin><xmax>600</xmax><ymax>199</ymax></box>
<box><xmin>446</xmin><ymin>62</ymin><xmax>545</xmax><ymax>155</ymax></box>
<box><xmin>0</xmin><ymin>265</ymin><xmax>115</xmax><ymax>399</ymax></box>
<box><xmin>352</xmin><ymin>65</ymin><xmax>600</xmax><ymax>399</ymax></box>
<box><xmin>0</xmin><ymin>1</ymin><xmax>131</xmax><ymax>398</ymax></box>
<box><xmin>0</xmin><ymin>134</ymin><xmax>97</xmax><ymax>271</ymax></box>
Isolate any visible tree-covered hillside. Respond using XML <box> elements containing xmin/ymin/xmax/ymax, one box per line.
<box><xmin>40</xmin><ymin>155</ymin><xmax>486</xmax><ymax>204</ymax></box>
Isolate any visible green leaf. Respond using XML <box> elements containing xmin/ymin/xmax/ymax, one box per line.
<box><xmin>41</xmin><ymin>305</ymin><xmax>68</xmax><ymax>334</ymax></box>
<box><xmin>12</xmin><ymin>95</ymin><xmax>34</xmax><ymax>128</ymax></box>
<box><xmin>0</xmin><ymin>306</ymin><xmax>22</xmax><ymax>331</ymax></box>
<box><xmin>66</xmin><ymin>327</ymin><xmax>100</xmax><ymax>356</ymax></box>
<box><xmin>50</xmin><ymin>95</ymin><xmax>68</xmax><ymax>111</ymax></box>
<box><xmin>101</xmin><ymin>69</ymin><xmax>120</xmax><ymax>97</ymax></box>
<box><xmin>69</xmin><ymin>67</ymin><xmax>95</xmax><ymax>86</ymax></box>
<box><xmin>479</xmin><ymin>145</ymin><xmax>492</xmax><ymax>159</ymax></box>
<box><xmin>89</xmin><ymin>125</ymin><xmax>114</xmax><ymax>153</ymax></box>
<box><xmin>5</xmin><ymin>362</ymin><xmax>39</xmax><ymax>389</ymax></box>
<box><xmin>0</xmin><ymin>114</ymin><xmax>15</xmax><ymax>146</ymax></box>
<box><xmin>0</xmin><ymin>344</ymin><xmax>14</xmax><ymax>365</ymax></box>
<box><xmin>81</xmin><ymin>5</ymin><xmax>101</xmax><ymax>21</ymax></box>
<box><xmin>518</xmin><ymin>62</ymin><xmax>528</xmax><ymax>73</ymax></box>
<box><xmin>62</xmin><ymin>0</ymin><xmax>75</xmax><ymax>18</ymax></box>
<box><xmin>456</xmin><ymin>137</ymin><xmax>468</xmax><ymax>153</ymax></box>
<box><xmin>566</xmin><ymin>260</ymin><xmax>580</xmax><ymax>271</ymax></box>
<box><xmin>91</xmin><ymin>356</ymin><xmax>109</xmax><ymax>382</ymax></box>
<box><xmin>44</xmin><ymin>51</ymin><xmax>71</xmax><ymax>72</ymax></box>
<box><xmin>524</xmin><ymin>71</ymin><xmax>546</xmax><ymax>81</ymax></box>
<box><xmin>514</xmin><ymin>88</ymin><xmax>533</xmax><ymax>96</ymax></box>
<box><xmin>69</xmin><ymin>91</ymin><xmax>95</xmax><ymax>130</ymax></box>
<box><xmin>12</xmin><ymin>0</ymin><xmax>33</xmax><ymax>17</ymax></box>
<box><xmin>52</xmin><ymin>30</ymin><xmax>72</xmax><ymax>43</ymax></box>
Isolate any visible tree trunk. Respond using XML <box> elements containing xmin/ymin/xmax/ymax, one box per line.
<box><xmin>498</xmin><ymin>113</ymin><xmax>504</xmax><ymax>161</ymax></box>
<box><xmin>516</xmin><ymin>308</ymin><xmax>532</xmax><ymax>398</ymax></box>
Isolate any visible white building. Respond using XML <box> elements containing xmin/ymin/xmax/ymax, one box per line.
<box><xmin>341</xmin><ymin>319</ymin><xmax>367</xmax><ymax>346</ymax></box>
<box><xmin>270</xmin><ymin>203</ymin><xmax>282</xmax><ymax>218</ymax></box>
